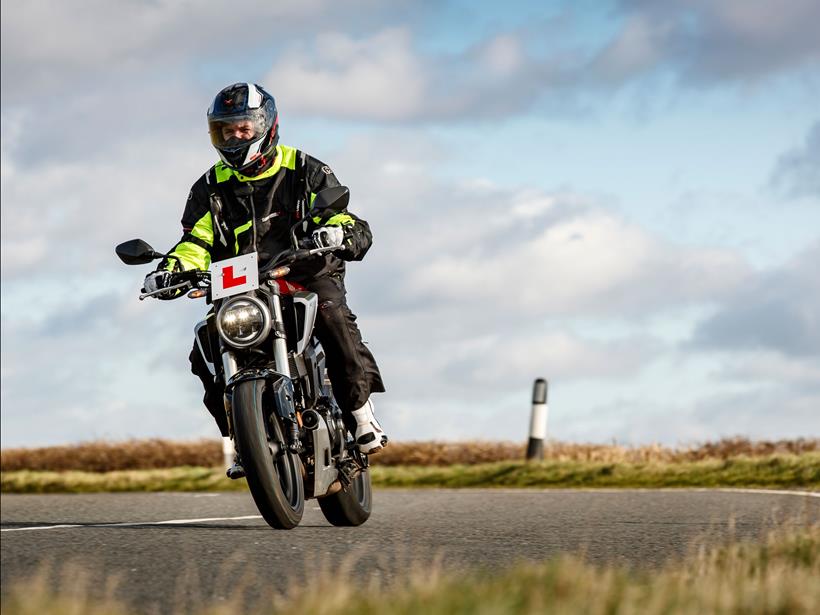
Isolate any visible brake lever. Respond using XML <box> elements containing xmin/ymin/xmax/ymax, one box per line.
<box><xmin>139</xmin><ymin>280</ymin><xmax>192</xmax><ymax>301</ymax></box>
<box><xmin>308</xmin><ymin>245</ymin><xmax>344</xmax><ymax>256</ymax></box>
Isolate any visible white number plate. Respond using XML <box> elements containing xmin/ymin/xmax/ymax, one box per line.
<box><xmin>210</xmin><ymin>252</ymin><xmax>259</xmax><ymax>299</ymax></box>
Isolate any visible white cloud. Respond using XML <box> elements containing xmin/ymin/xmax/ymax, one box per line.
<box><xmin>402</xmin><ymin>210</ymin><xmax>749</xmax><ymax>317</ymax></box>
<box><xmin>612</xmin><ymin>0</ymin><xmax>820</xmax><ymax>83</ymax></box>
<box><xmin>1</xmin><ymin>1</ymin><xmax>818</xmax><ymax>447</ymax></box>
<box><xmin>329</xmin><ymin>134</ymin><xmax>753</xmax><ymax>325</ymax></box>
<box><xmin>589</xmin><ymin>14</ymin><xmax>669</xmax><ymax>83</ymax></box>
<box><xmin>566</xmin><ymin>387</ymin><xmax>820</xmax><ymax>444</ymax></box>
<box><xmin>690</xmin><ymin>385</ymin><xmax>820</xmax><ymax>440</ymax></box>
<box><xmin>0</xmin><ymin>284</ymin><xmax>216</xmax><ymax>448</ymax></box>
<box><xmin>268</xmin><ymin>4</ymin><xmax>820</xmax><ymax>121</ymax></box>
<box><xmin>0</xmin><ymin>129</ymin><xmax>768</xmax><ymax>446</ymax></box>
<box><xmin>1</xmin><ymin>122</ymin><xmax>213</xmax><ymax>279</ymax></box>
<box><xmin>467</xmin><ymin>332</ymin><xmax>661</xmax><ymax>385</ymax></box>
<box><xmin>265</xmin><ymin>29</ymin><xmax>427</xmax><ymax>121</ymax></box>
<box><xmin>770</xmin><ymin>121</ymin><xmax>820</xmax><ymax>200</ymax></box>
<box><xmin>262</xmin><ymin>27</ymin><xmax>559</xmax><ymax>121</ymax></box>
<box><xmin>689</xmin><ymin>241</ymin><xmax>820</xmax><ymax>357</ymax></box>
<box><xmin>479</xmin><ymin>35</ymin><xmax>525</xmax><ymax>77</ymax></box>
<box><xmin>0</xmin><ymin>0</ymin><xmax>395</xmax><ymax>102</ymax></box>
<box><xmin>4</xmin><ymin>1</ymin><xmax>818</xmax><ymax>127</ymax></box>
<box><xmin>714</xmin><ymin>351</ymin><xmax>820</xmax><ymax>388</ymax></box>
<box><xmin>0</xmin><ymin>237</ymin><xmax>47</xmax><ymax>273</ymax></box>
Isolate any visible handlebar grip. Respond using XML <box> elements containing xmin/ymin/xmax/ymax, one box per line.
<box><xmin>171</xmin><ymin>269</ymin><xmax>209</xmax><ymax>281</ymax></box>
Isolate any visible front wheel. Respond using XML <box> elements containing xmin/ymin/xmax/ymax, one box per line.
<box><xmin>318</xmin><ymin>458</ymin><xmax>372</xmax><ymax>526</ymax></box>
<box><xmin>232</xmin><ymin>379</ymin><xmax>304</xmax><ymax>529</ymax></box>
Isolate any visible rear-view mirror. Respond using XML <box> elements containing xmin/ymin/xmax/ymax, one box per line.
<box><xmin>312</xmin><ymin>186</ymin><xmax>350</xmax><ymax>218</ymax></box>
<box><xmin>116</xmin><ymin>239</ymin><xmax>162</xmax><ymax>265</ymax></box>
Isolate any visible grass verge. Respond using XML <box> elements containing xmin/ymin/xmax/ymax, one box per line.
<box><xmin>3</xmin><ymin>437</ymin><xmax>818</xmax><ymax>471</ymax></box>
<box><xmin>2</xmin><ymin>454</ymin><xmax>818</xmax><ymax>493</ymax></box>
<box><xmin>2</xmin><ymin>524</ymin><xmax>819</xmax><ymax>614</ymax></box>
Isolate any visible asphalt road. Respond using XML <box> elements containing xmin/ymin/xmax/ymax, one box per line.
<box><xmin>2</xmin><ymin>489</ymin><xmax>817</xmax><ymax>612</ymax></box>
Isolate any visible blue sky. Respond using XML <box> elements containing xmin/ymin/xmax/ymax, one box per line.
<box><xmin>2</xmin><ymin>0</ymin><xmax>819</xmax><ymax>447</ymax></box>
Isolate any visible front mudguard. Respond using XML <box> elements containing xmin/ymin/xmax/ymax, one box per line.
<box><xmin>226</xmin><ymin>369</ymin><xmax>298</xmax><ymax>447</ymax></box>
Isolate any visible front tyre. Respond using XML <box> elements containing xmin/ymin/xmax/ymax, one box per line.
<box><xmin>318</xmin><ymin>460</ymin><xmax>372</xmax><ymax>526</ymax></box>
<box><xmin>232</xmin><ymin>379</ymin><xmax>304</xmax><ymax>529</ymax></box>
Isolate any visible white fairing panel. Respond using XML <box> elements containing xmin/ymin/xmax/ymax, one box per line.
<box><xmin>293</xmin><ymin>291</ymin><xmax>318</xmax><ymax>355</ymax></box>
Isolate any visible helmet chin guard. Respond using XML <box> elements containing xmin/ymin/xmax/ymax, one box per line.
<box><xmin>208</xmin><ymin>83</ymin><xmax>279</xmax><ymax>176</ymax></box>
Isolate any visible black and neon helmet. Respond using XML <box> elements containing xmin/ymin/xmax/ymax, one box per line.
<box><xmin>207</xmin><ymin>83</ymin><xmax>279</xmax><ymax>176</ymax></box>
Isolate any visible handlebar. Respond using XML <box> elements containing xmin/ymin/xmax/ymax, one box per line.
<box><xmin>259</xmin><ymin>244</ymin><xmax>345</xmax><ymax>277</ymax></box>
<box><xmin>138</xmin><ymin>269</ymin><xmax>210</xmax><ymax>301</ymax></box>
<box><xmin>140</xmin><ymin>245</ymin><xmax>344</xmax><ymax>300</ymax></box>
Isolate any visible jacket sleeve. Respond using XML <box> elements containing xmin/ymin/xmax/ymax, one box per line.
<box><xmin>303</xmin><ymin>153</ymin><xmax>373</xmax><ymax>262</ymax></box>
<box><xmin>162</xmin><ymin>174</ymin><xmax>215</xmax><ymax>272</ymax></box>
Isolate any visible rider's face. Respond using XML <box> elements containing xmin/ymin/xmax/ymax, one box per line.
<box><xmin>221</xmin><ymin>120</ymin><xmax>255</xmax><ymax>142</ymax></box>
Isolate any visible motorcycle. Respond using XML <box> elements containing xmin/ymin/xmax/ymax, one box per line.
<box><xmin>115</xmin><ymin>186</ymin><xmax>372</xmax><ymax>529</ymax></box>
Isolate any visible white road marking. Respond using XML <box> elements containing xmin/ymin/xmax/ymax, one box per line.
<box><xmin>1</xmin><ymin>515</ymin><xmax>263</xmax><ymax>533</ymax></box>
<box><xmin>3</xmin><ymin>489</ymin><xmax>816</xmax><ymax>533</ymax></box>
<box><xmin>716</xmin><ymin>488</ymin><xmax>819</xmax><ymax>498</ymax></box>
<box><xmin>2</xmin><ymin>524</ymin><xmax>83</xmax><ymax>532</ymax></box>
<box><xmin>441</xmin><ymin>487</ymin><xmax>819</xmax><ymax>498</ymax></box>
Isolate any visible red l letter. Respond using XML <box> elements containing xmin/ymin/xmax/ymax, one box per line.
<box><xmin>222</xmin><ymin>266</ymin><xmax>247</xmax><ymax>288</ymax></box>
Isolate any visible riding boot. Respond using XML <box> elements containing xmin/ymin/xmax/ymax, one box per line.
<box><xmin>351</xmin><ymin>398</ymin><xmax>388</xmax><ymax>454</ymax></box>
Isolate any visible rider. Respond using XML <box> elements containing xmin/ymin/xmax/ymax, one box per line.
<box><xmin>143</xmin><ymin>83</ymin><xmax>387</xmax><ymax>476</ymax></box>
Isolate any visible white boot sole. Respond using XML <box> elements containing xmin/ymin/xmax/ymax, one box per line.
<box><xmin>357</xmin><ymin>435</ymin><xmax>389</xmax><ymax>455</ymax></box>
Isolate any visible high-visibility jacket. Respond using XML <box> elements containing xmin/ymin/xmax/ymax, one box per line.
<box><xmin>164</xmin><ymin>144</ymin><xmax>373</xmax><ymax>282</ymax></box>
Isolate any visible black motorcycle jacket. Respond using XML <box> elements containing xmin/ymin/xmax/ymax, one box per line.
<box><xmin>164</xmin><ymin>144</ymin><xmax>373</xmax><ymax>282</ymax></box>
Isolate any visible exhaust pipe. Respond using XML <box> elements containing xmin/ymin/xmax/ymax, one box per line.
<box><xmin>302</xmin><ymin>409</ymin><xmax>322</xmax><ymax>430</ymax></box>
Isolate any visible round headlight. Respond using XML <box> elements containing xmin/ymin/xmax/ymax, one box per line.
<box><xmin>216</xmin><ymin>296</ymin><xmax>271</xmax><ymax>348</ymax></box>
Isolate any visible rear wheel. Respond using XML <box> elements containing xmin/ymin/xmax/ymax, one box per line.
<box><xmin>318</xmin><ymin>453</ymin><xmax>372</xmax><ymax>526</ymax></box>
<box><xmin>232</xmin><ymin>379</ymin><xmax>304</xmax><ymax>529</ymax></box>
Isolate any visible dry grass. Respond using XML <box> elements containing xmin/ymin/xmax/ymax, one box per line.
<box><xmin>0</xmin><ymin>438</ymin><xmax>221</xmax><ymax>472</ymax></box>
<box><xmin>2</xmin><ymin>523</ymin><xmax>818</xmax><ymax>614</ymax></box>
<box><xmin>2</xmin><ymin>437</ymin><xmax>817</xmax><ymax>472</ymax></box>
<box><xmin>376</xmin><ymin>437</ymin><xmax>819</xmax><ymax>466</ymax></box>
<box><xmin>370</xmin><ymin>454</ymin><xmax>820</xmax><ymax>489</ymax></box>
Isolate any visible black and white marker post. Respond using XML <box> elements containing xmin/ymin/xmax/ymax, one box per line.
<box><xmin>526</xmin><ymin>379</ymin><xmax>549</xmax><ymax>461</ymax></box>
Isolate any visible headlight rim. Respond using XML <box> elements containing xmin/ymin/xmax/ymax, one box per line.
<box><xmin>216</xmin><ymin>294</ymin><xmax>272</xmax><ymax>349</ymax></box>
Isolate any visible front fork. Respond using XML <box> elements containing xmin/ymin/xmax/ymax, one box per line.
<box><xmin>220</xmin><ymin>292</ymin><xmax>291</xmax><ymax>382</ymax></box>
<box><xmin>269</xmin><ymin>288</ymin><xmax>292</xmax><ymax>379</ymax></box>
<box><xmin>221</xmin><ymin>351</ymin><xmax>239</xmax><ymax>467</ymax></box>
<box><xmin>220</xmin><ymin>290</ymin><xmax>296</xmax><ymax>462</ymax></box>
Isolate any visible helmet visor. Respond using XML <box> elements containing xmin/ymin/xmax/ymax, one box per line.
<box><xmin>208</xmin><ymin>107</ymin><xmax>273</xmax><ymax>150</ymax></box>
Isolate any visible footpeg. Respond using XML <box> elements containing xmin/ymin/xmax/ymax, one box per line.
<box><xmin>226</xmin><ymin>460</ymin><xmax>245</xmax><ymax>480</ymax></box>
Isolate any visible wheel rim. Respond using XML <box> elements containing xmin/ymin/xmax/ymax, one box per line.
<box><xmin>352</xmin><ymin>471</ymin><xmax>368</xmax><ymax>506</ymax></box>
<box><xmin>276</xmin><ymin>452</ymin><xmax>299</xmax><ymax>506</ymax></box>
<box><xmin>268</xmin><ymin>416</ymin><xmax>301</xmax><ymax>508</ymax></box>
<box><xmin>348</xmin><ymin>448</ymin><xmax>370</xmax><ymax>506</ymax></box>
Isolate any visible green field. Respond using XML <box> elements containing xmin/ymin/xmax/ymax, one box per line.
<box><xmin>3</xmin><ymin>454</ymin><xmax>818</xmax><ymax>493</ymax></box>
